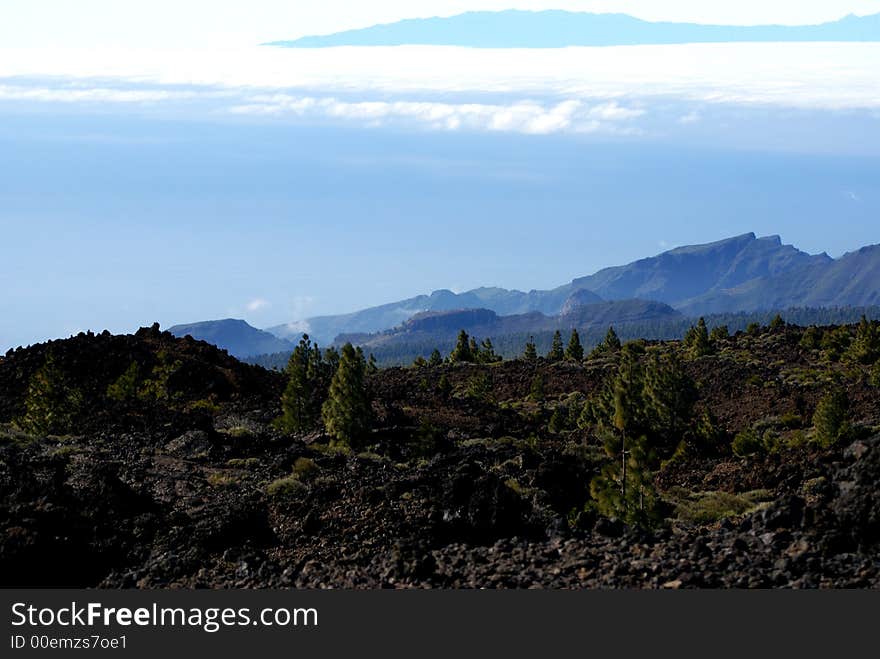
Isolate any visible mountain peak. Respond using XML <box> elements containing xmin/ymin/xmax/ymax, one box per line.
<box><xmin>168</xmin><ymin>319</ymin><xmax>294</xmax><ymax>359</ymax></box>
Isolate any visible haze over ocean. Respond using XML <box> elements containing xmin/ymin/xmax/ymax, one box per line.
<box><xmin>2</xmin><ymin>1</ymin><xmax>879</xmax><ymax>349</ymax></box>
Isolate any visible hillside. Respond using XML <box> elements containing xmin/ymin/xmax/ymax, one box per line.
<box><xmin>339</xmin><ymin>300</ymin><xmax>681</xmax><ymax>359</ymax></box>
<box><xmin>259</xmin><ymin>233</ymin><xmax>877</xmax><ymax>349</ymax></box>
<box><xmin>169</xmin><ymin>318</ymin><xmax>294</xmax><ymax>359</ymax></box>
<box><xmin>266</xmin><ymin>10</ymin><xmax>880</xmax><ymax>48</ymax></box>
<box><xmin>2</xmin><ymin>320</ymin><xmax>879</xmax><ymax>587</ymax></box>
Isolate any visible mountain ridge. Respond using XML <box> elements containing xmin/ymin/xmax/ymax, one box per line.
<box><xmin>269</xmin><ymin>232</ymin><xmax>877</xmax><ymax>346</ymax></box>
<box><xmin>167</xmin><ymin>318</ymin><xmax>294</xmax><ymax>359</ymax></box>
<box><xmin>179</xmin><ymin>233</ymin><xmax>878</xmax><ymax>358</ymax></box>
<box><xmin>266</xmin><ymin>10</ymin><xmax>880</xmax><ymax>49</ymax></box>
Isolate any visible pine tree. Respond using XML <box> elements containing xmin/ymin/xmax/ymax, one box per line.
<box><xmin>449</xmin><ymin>330</ymin><xmax>474</xmax><ymax>363</ymax></box>
<box><xmin>565</xmin><ymin>329</ymin><xmax>584</xmax><ymax>362</ymax></box>
<box><xmin>428</xmin><ymin>349</ymin><xmax>444</xmax><ymax>367</ymax></box>
<box><xmin>523</xmin><ymin>337</ymin><xmax>538</xmax><ymax>361</ymax></box>
<box><xmin>770</xmin><ymin>314</ymin><xmax>786</xmax><ymax>330</ymax></box>
<box><xmin>604</xmin><ymin>326</ymin><xmax>621</xmax><ymax>352</ymax></box>
<box><xmin>709</xmin><ymin>325</ymin><xmax>730</xmax><ymax>345</ymax></box>
<box><xmin>847</xmin><ymin>315</ymin><xmax>880</xmax><ymax>365</ymax></box>
<box><xmin>547</xmin><ymin>331</ymin><xmax>564</xmax><ymax>362</ymax></box>
<box><xmin>437</xmin><ymin>374</ymin><xmax>452</xmax><ymax>399</ymax></box>
<box><xmin>812</xmin><ymin>388</ymin><xmax>849</xmax><ymax>448</ymax></box>
<box><xmin>276</xmin><ymin>334</ymin><xmax>323</xmax><ymax>434</ymax></box>
<box><xmin>19</xmin><ymin>353</ymin><xmax>83</xmax><ymax>436</ymax></box>
<box><xmin>321</xmin><ymin>343</ymin><xmax>371</xmax><ymax>447</ymax></box>
<box><xmin>800</xmin><ymin>326</ymin><xmax>822</xmax><ymax>350</ymax></box>
<box><xmin>478</xmin><ymin>338</ymin><xmax>502</xmax><ymax>364</ymax></box>
<box><xmin>590</xmin><ymin>433</ymin><xmax>660</xmax><ymax>526</ymax></box>
<box><xmin>643</xmin><ymin>352</ymin><xmax>697</xmax><ymax>453</ymax></box>
<box><xmin>548</xmin><ymin>406</ymin><xmax>567</xmax><ymax>434</ymax></box>
<box><xmin>412</xmin><ymin>356</ymin><xmax>427</xmax><ymax>368</ymax></box>
<box><xmin>323</xmin><ymin>346</ymin><xmax>340</xmax><ymax>374</ymax></box>
<box><xmin>366</xmin><ymin>353</ymin><xmax>379</xmax><ymax>375</ymax></box>
<box><xmin>684</xmin><ymin>317</ymin><xmax>712</xmax><ymax>358</ymax></box>
<box><xmin>529</xmin><ymin>373</ymin><xmax>545</xmax><ymax>402</ymax></box>
<box><xmin>590</xmin><ymin>326</ymin><xmax>621</xmax><ymax>358</ymax></box>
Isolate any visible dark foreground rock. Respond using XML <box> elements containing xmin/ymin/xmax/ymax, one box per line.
<box><xmin>1</xmin><ymin>327</ymin><xmax>879</xmax><ymax>588</ymax></box>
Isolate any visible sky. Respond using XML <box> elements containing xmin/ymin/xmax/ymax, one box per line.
<box><xmin>1</xmin><ymin>1</ymin><xmax>879</xmax><ymax>350</ymax></box>
<box><xmin>2</xmin><ymin>1</ymin><xmax>879</xmax><ymax>48</ymax></box>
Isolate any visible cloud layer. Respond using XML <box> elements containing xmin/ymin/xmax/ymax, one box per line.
<box><xmin>229</xmin><ymin>95</ymin><xmax>644</xmax><ymax>134</ymax></box>
<box><xmin>0</xmin><ymin>43</ymin><xmax>878</xmax><ymax>136</ymax></box>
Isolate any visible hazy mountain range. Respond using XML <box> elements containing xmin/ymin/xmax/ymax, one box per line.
<box><xmin>266</xmin><ymin>10</ymin><xmax>880</xmax><ymax>49</ymax></box>
<box><xmin>167</xmin><ymin>319</ymin><xmax>295</xmax><ymax>360</ymax></box>
<box><xmin>170</xmin><ymin>233</ymin><xmax>880</xmax><ymax>359</ymax></box>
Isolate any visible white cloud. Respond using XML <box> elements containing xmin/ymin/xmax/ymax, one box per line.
<box><xmin>1</xmin><ymin>42</ymin><xmax>879</xmax><ymax>137</ymax></box>
<box><xmin>2</xmin><ymin>43</ymin><xmax>879</xmax><ymax>110</ymax></box>
<box><xmin>678</xmin><ymin>109</ymin><xmax>702</xmax><ymax>124</ymax></box>
<box><xmin>0</xmin><ymin>84</ymin><xmax>202</xmax><ymax>104</ymax></box>
<box><xmin>230</xmin><ymin>95</ymin><xmax>643</xmax><ymax>134</ymax></box>
<box><xmin>246</xmin><ymin>298</ymin><xmax>270</xmax><ymax>312</ymax></box>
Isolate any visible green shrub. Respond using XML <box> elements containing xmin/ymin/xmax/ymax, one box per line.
<box><xmin>266</xmin><ymin>475</ymin><xmax>307</xmax><ymax>498</ymax></box>
<box><xmin>732</xmin><ymin>429</ymin><xmax>762</xmax><ymax>457</ymax></box>
<box><xmin>463</xmin><ymin>372</ymin><xmax>493</xmax><ymax>402</ymax></box>
<box><xmin>410</xmin><ymin>420</ymin><xmax>442</xmax><ymax>459</ymax></box>
<box><xmin>292</xmin><ymin>456</ymin><xmax>319</xmax><ymax>480</ymax></box>
<box><xmin>189</xmin><ymin>398</ymin><xmax>220</xmax><ymax>414</ymax></box>
<box><xmin>777</xmin><ymin>412</ymin><xmax>803</xmax><ymax>429</ymax></box>
<box><xmin>207</xmin><ymin>472</ymin><xmax>237</xmax><ymax>488</ymax></box>
<box><xmin>812</xmin><ymin>388</ymin><xmax>850</xmax><ymax>448</ymax></box>
<box><xmin>138</xmin><ymin>350</ymin><xmax>182</xmax><ymax>401</ymax></box>
<box><xmin>106</xmin><ymin>362</ymin><xmax>140</xmax><ymax>401</ymax></box>
<box><xmin>221</xmin><ymin>426</ymin><xmax>253</xmax><ymax>439</ymax></box>
<box><xmin>226</xmin><ymin>457</ymin><xmax>260</xmax><ymax>468</ymax></box>
<box><xmin>845</xmin><ymin>316</ymin><xmax>880</xmax><ymax>365</ymax></box>
<box><xmin>871</xmin><ymin>362</ymin><xmax>880</xmax><ymax>388</ymax></box>
<box><xmin>746</xmin><ymin>374</ymin><xmax>764</xmax><ymax>388</ymax></box>
<box><xmin>528</xmin><ymin>373</ymin><xmax>545</xmax><ymax>402</ymax></box>
<box><xmin>673</xmin><ymin>490</ymin><xmax>770</xmax><ymax>524</ymax></box>
<box><xmin>19</xmin><ymin>355</ymin><xmax>83</xmax><ymax>436</ymax></box>
<box><xmin>820</xmin><ymin>327</ymin><xmax>852</xmax><ymax>362</ymax></box>
<box><xmin>800</xmin><ymin>326</ymin><xmax>822</xmax><ymax>350</ymax></box>
<box><xmin>709</xmin><ymin>325</ymin><xmax>730</xmax><ymax>344</ymax></box>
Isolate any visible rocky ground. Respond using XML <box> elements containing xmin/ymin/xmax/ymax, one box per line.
<box><xmin>1</xmin><ymin>324</ymin><xmax>878</xmax><ymax>588</ymax></box>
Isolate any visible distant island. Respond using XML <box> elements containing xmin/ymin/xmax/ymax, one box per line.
<box><xmin>265</xmin><ymin>10</ymin><xmax>880</xmax><ymax>49</ymax></box>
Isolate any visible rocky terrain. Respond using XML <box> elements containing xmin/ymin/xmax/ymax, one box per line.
<box><xmin>1</xmin><ymin>322</ymin><xmax>879</xmax><ymax>588</ymax></box>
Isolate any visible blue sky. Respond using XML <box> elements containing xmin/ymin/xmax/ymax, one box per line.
<box><xmin>2</xmin><ymin>1</ymin><xmax>879</xmax><ymax>47</ymax></box>
<box><xmin>1</xmin><ymin>2</ymin><xmax>880</xmax><ymax>349</ymax></box>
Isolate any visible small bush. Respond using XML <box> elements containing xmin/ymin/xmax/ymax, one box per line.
<box><xmin>266</xmin><ymin>475</ymin><xmax>307</xmax><ymax>498</ymax></box>
<box><xmin>732</xmin><ymin>429</ymin><xmax>762</xmax><ymax>457</ymax></box>
<box><xmin>777</xmin><ymin>412</ymin><xmax>803</xmax><ymax>430</ymax></box>
<box><xmin>106</xmin><ymin>362</ymin><xmax>140</xmax><ymax>401</ymax></box>
<box><xmin>674</xmin><ymin>490</ymin><xmax>770</xmax><ymax>524</ymax></box>
<box><xmin>19</xmin><ymin>355</ymin><xmax>83</xmax><ymax>436</ymax></box>
<box><xmin>221</xmin><ymin>426</ymin><xmax>253</xmax><ymax>439</ymax></box>
<box><xmin>226</xmin><ymin>457</ymin><xmax>260</xmax><ymax>468</ymax></box>
<box><xmin>812</xmin><ymin>388</ymin><xmax>850</xmax><ymax>448</ymax></box>
<box><xmin>293</xmin><ymin>456</ymin><xmax>319</xmax><ymax>480</ymax></box>
<box><xmin>870</xmin><ymin>363</ymin><xmax>880</xmax><ymax>388</ymax></box>
<box><xmin>207</xmin><ymin>472</ymin><xmax>237</xmax><ymax>488</ymax></box>
<box><xmin>800</xmin><ymin>326</ymin><xmax>822</xmax><ymax>350</ymax></box>
<box><xmin>310</xmin><ymin>442</ymin><xmax>352</xmax><ymax>457</ymax></box>
<box><xmin>463</xmin><ymin>372</ymin><xmax>493</xmax><ymax>402</ymax></box>
<box><xmin>189</xmin><ymin>398</ymin><xmax>220</xmax><ymax>414</ymax></box>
